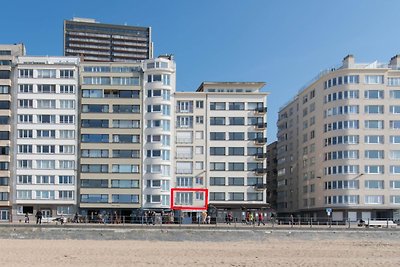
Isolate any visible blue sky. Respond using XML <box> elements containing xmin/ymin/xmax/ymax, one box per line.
<box><xmin>1</xmin><ymin>0</ymin><xmax>400</xmax><ymax>142</ymax></box>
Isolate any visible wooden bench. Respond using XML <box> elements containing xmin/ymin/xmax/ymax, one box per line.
<box><xmin>365</xmin><ymin>220</ymin><xmax>397</xmax><ymax>228</ymax></box>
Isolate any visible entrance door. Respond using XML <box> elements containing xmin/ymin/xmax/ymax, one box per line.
<box><xmin>0</xmin><ymin>209</ymin><xmax>9</xmax><ymax>221</ymax></box>
<box><xmin>42</xmin><ymin>209</ymin><xmax>52</xmax><ymax>218</ymax></box>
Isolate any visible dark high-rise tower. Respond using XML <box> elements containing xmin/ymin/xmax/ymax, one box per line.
<box><xmin>64</xmin><ymin>18</ymin><xmax>153</xmax><ymax>62</ymax></box>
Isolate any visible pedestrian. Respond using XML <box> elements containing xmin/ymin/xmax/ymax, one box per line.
<box><xmin>35</xmin><ymin>210</ymin><xmax>42</xmax><ymax>224</ymax></box>
<box><xmin>227</xmin><ymin>212</ymin><xmax>233</xmax><ymax>225</ymax></box>
<box><xmin>290</xmin><ymin>214</ymin><xmax>294</xmax><ymax>226</ymax></box>
<box><xmin>201</xmin><ymin>211</ymin><xmax>207</xmax><ymax>224</ymax></box>
<box><xmin>206</xmin><ymin>214</ymin><xmax>211</xmax><ymax>224</ymax></box>
<box><xmin>258</xmin><ymin>212</ymin><xmax>265</xmax><ymax>226</ymax></box>
<box><xmin>24</xmin><ymin>212</ymin><xmax>29</xmax><ymax>223</ymax></box>
<box><xmin>73</xmin><ymin>212</ymin><xmax>79</xmax><ymax>223</ymax></box>
<box><xmin>249</xmin><ymin>212</ymin><xmax>254</xmax><ymax>225</ymax></box>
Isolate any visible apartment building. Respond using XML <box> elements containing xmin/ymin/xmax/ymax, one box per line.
<box><xmin>13</xmin><ymin>56</ymin><xmax>79</xmax><ymax>221</ymax></box>
<box><xmin>64</xmin><ymin>18</ymin><xmax>153</xmax><ymax>62</ymax></box>
<box><xmin>0</xmin><ymin>44</ymin><xmax>25</xmax><ymax>221</ymax></box>
<box><xmin>266</xmin><ymin>141</ymin><xmax>278</xmax><ymax>210</ymax></box>
<box><xmin>277</xmin><ymin>55</ymin><xmax>400</xmax><ymax>221</ymax></box>
<box><xmin>174</xmin><ymin>82</ymin><xmax>269</xmax><ymax>219</ymax></box>
<box><xmin>142</xmin><ymin>56</ymin><xmax>176</xmax><ymax>210</ymax></box>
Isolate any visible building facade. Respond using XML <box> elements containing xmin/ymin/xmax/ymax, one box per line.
<box><xmin>266</xmin><ymin>141</ymin><xmax>278</xmax><ymax>211</ymax></box>
<box><xmin>13</xmin><ymin>56</ymin><xmax>79</xmax><ymax>222</ymax></box>
<box><xmin>64</xmin><ymin>18</ymin><xmax>153</xmax><ymax>62</ymax></box>
<box><xmin>277</xmin><ymin>55</ymin><xmax>400</xmax><ymax>221</ymax></box>
<box><xmin>0</xmin><ymin>44</ymin><xmax>25</xmax><ymax>221</ymax></box>
<box><xmin>174</xmin><ymin>82</ymin><xmax>269</xmax><ymax>220</ymax></box>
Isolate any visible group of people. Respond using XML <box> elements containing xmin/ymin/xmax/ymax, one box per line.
<box><xmin>245</xmin><ymin>211</ymin><xmax>266</xmax><ymax>226</ymax></box>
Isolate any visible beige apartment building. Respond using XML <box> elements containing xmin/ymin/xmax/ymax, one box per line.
<box><xmin>79</xmin><ymin>61</ymin><xmax>143</xmax><ymax>220</ymax></box>
<box><xmin>0</xmin><ymin>44</ymin><xmax>25</xmax><ymax>221</ymax></box>
<box><xmin>277</xmin><ymin>55</ymin><xmax>400</xmax><ymax>221</ymax></box>
<box><xmin>175</xmin><ymin>82</ymin><xmax>269</xmax><ymax>220</ymax></box>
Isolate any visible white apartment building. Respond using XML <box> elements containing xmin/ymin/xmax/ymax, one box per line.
<box><xmin>13</xmin><ymin>56</ymin><xmax>79</xmax><ymax>221</ymax></box>
<box><xmin>175</xmin><ymin>82</ymin><xmax>269</xmax><ymax>219</ymax></box>
<box><xmin>0</xmin><ymin>44</ymin><xmax>25</xmax><ymax>221</ymax></box>
<box><xmin>142</xmin><ymin>56</ymin><xmax>176</xmax><ymax>210</ymax></box>
<box><xmin>277</xmin><ymin>55</ymin><xmax>400</xmax><ymax>222</ymax></box>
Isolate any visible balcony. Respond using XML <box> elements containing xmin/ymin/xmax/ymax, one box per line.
<box><xmin>254</xmin><ymin>106</ymin><xmax>267</xmax><ymax>114</ymax></box>
<box><xmin>255</xmin><ymin>153</ymin><xmax>267</xmax><ymax>160</ymax></box>
<box><xmin>255</xmin><ymin>168</ymin><xmax>268</xmax><ymax>175</ymax></box>
<box><xmin>255</xmin><ymin>137</ymin><xmax>267</xmax><ymax>145</ymax></box>
<box><xmin>255</xmin><ymin>123</ymin><xmax>267</xmax><ymax>130</ymax></box>
<box><xmin>254</xmin><ymin>183</ymin><xmax>268</xmax><ymax>190</ymax></box>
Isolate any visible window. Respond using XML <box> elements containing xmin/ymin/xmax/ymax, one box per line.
<box><xmin>364</xmin><ymin>75</ymin><xmax>384</xmax><ymax>84</ymax></box>
<box><xmin>37</xmin><ymin>99</ymin><xmax>56</xmax><ymax>109</ymax></box>
<box><xmin>365</xmin><ymin>120</ymin><xmax>384</xmax><ymax>129</ymax></box>
<box><xmin>18</xmin><ymin>115</ymin><xmax>32</xmax><ymax>123</ymax></box>
<box><xmin>59</xmin><ymin>115</ymin><xmax>74</xmax><ymax>124</ymax></box>
<box><xmin>113</xmin><ymin>105</ymin><xmax>140</xmax><ymax>113</ymax></box>
<box><xmin>18</xmin><ymin>99</ymin><xmax>32</xmax><ymax>108</ymax></box>
<box><xmin>112</xmin><ymin>164</ymin><xmax>139</xmax><ymax>173</ymax></box>
<box><xmin>248</xmin><ymin>192</ymin><xmax>263</xmax><ymax>201</ymax></box>
<box><xmin>228</xmin><ymin>177</ymin><xmax>244</xmax><ymax>186</ymax></box>
<box><xmin>112</xmin><ymin>120</ymin><xmax>140</xmax><ymax>129</ymax></box>
<box><xmin>210</xmin><ymin>177</ymin><xmax>225</xmax><ymax>186</ymax></box>
<box><xmin>388</xmin><ymin>78</ymin><xmax>400</xmax><ymax>86</ymax></box>
<box><xmin>80</xmin><ymin>194</ymin><xmax>108</xmax><ymax>203</ymax></box>
<box><xmin>37</xmin><ymin>69</ymin><xmax>56</xmax><ymax>78</ymax></box>
<box><xmin>80</xmin><ymin>179</ymin><xmax>108</xmax><ymax>188</ymax></box>
<box><xmin>81</xmin><ymin>164</ymin><xmax>108</xmax><ymax>173</ymax></box>
<box><xmin>36</xmin><ymin>145</ymin><xmax>55</xmax><ymax>154</ymax></box>
<box><xmin>112</xmin><ymin>134</ymin><xmax>140</xmax><ymax>143</ymax></box>
<box><xmin>18</xmin><ymin>145</ymin><xmax>32</xmax><ymax>153</ymax></box>
<box><xmin>389</xmin><ymin>150</ymin><xmax>400</xmax><ymax>159</ymax></box>
<box><xmin>365</xmin><ymin>180</ymin><xmax>384</xmax><ymax>189</ymax></box>
<box><xmin>229</xmin><ymin>117</ymin><xmax>245</xmax><ymax>125</ymax></box>
<box><xmin>81</xmin><ymin>149</ymin><xmax>109</xmax><ymax>158</ymax></box>
<box><xmin>59</xmin><ymin>176</ymin><xmax>74</xmax><ymax>184</ymax></box>
<box><xmin>60</xmin><ymin>85</ymin><xmax>75</xmax><ymax>94</ymax></box>
<box><xmin>83</xmin><ymin>104</ymin><xmax>109</xmax><ymax>113</ymax></box>
<box><xmin>210</xmin><ymin>162</ymin><xmax>225</xmax><ymax>171</ymax></box>
<box><xmin>59</xmin><ymin>191</ymin><xmax>74</xmax><ymax>200</ymax></box>
<box><xmin>36</xmin><ymin>160</ymin><xmax>55</xmax><ymax>169</ymax></box>
<box><xmin>210</xmin><ymin>132</ymin><xmax>225</xmax><ymax>140</ymax></box>
<box><xmin>390</xmin><ymin>181</ymin><xmax>400</xmax><ymax>189</ymax></box>
<box><xmin>112</xmin><ymin>194</ymin><xmax>139</xmax><ymax>203</ymax></box>
<box><xmin>364</xmin><ymin>135</ymin><xmax>384</xmax><ymax>144</ymax></box>
<box><xmin>17</xmin><ymin>175</ymin><xmax>32</xmax><ymax>184</ymax></box>
<box><xmin>196</xmin><ymin>100</ymin><xmax>204</xmax><ymax>108</ymax></box>
<box><xmin>364</xmin><ymin>165</ymin><xmax>384</xmax><ymax>174</ymax></box>
<box><xmin>195</xmin><ymin>116</ymin><xmax>204</xmax><ymax>124</ymax></box>
<box><xmin>364</xmin><ymin>90</ymin><xmax>384</xmax><ymax>99</ymax></box>
<box><xmin>60</xmin><ymin>130</ymin><xmax>75</xmax><ymax>139</ymax></box>
<box><xmin>59</xmin><ymin>100</ymin><xmax>75</xmax><ymax>109</ymax></box>
<box><xmin>37</xmin><ymin>84</ymin><xmax>56</xmax><ymax>93</ymax></box>
<box><xmin>364</xmin><ymin>150</ymin><xmax>384</xmax><ymax>159</ymax></box>
<box><xmin>229</xmin><ymin>132</ymin><xmax>244</xmax><ymax>140</ymax></box>
<box><xmin>228</xmin><ymin>192</ymin><xmax>244</xmax><ymax>201</ymax></box>
<box><xmin>248</xmin><ymin>177</ymin><xmax>263</xmax><ymax>186</ymax></box>
<box><xmin>83</xmin><ymin>77</ymin><xmax>110</xmax><ymax>85</ymax></box>
<box><xmin>390</xmin><ymin>166</ymin><xmax>400</xmax><ymax>174</ymax></box>
<box><xmin>59</xmin><ymin>160</ymin><xmax>75</xmax><ymax>169</ymax></box>
<box><xmin>210</xmin><ymin>117</ymin><xmax>225</xmax><ymax>125</ymax></box>
<box><xmin>111</xmin><ymin>180</ymin><xmax>139</xmax><ymax>188</ymax></box>
<box><xmin>210</xmin><ymin>192</ymin><xmax>225</xmax><ymax>201</ymax></box>
<box><xmin>18</xmin><ymin>130</ymin><xmax>32</xmax><ymax>138</ymax></box>
<box><xmin>364</xmin><ymin>195</ymin><xmax>384</xmax><ymax>204</ymax></box>
<box><xmin>81</xmin><ymin>119</ymin><xmax>109</xmax><ymax>128</ymax></box>
<box><xmin>229</xmin><ymin>102</ymin><xmax>245</xmax><ymax>110</ymax></box>
<box><xmin>228</xmin><ymin>163</ymin><xmax>245</xmax><ymax>171</ymax></box>
<box><xmin>19</xmin><ymin>84</ymin><xmax>33</xmax><ymax>93</ymax></box>
<box><xmin>390</xmin><ymin>136</ymin><xmax>400</xmax><ymax>144</ymax></box>
<box><xmin>36</xmin><ymin>176</ymin><xmax>55</xmax><ymax>184</ymax></box>
<box><xmin>365</xmin><ymin>105</ymin><xmax>384</xmax><ymax>114</ymax></box>
<box><xmin>17</xmin><ymin>190</ymin><xmax>32</xmax><ymax>200</ymax></box>
<box><xmin>210</xmin><ymin>147</ymin><xmax>225</xmax><ymax>155</ymax></box>
<box><xmin>38</xmin><ymin>115</ymin><xmax>56</xmax><ymax>124</ymax></box>
<box><xmin>228</xmin><ymin>147</ymin><xmax>244</xmax><ymax>155</ymax></box>
<box><xmin>390</xmin><ymin>121</ymin><xmax>400</xmax><ymax>129</ymax></box>
<box><xmin>82</xmin><ymin>89</ymin><xmax>102</xmax><ymax>98</ymax></box>
<box><xmin>81</xmin><ymin>134</ymin><xmax>109</xmax><ymax>143</ymax></box>
<box><xmin>19</xmin><ymin>69</ymin><xmax>33</xmax><ymax>78</ymax></box>
<box><xmin>37</xmin><ymin>130</ymin><xmax>55</xmax><ymax>138</ymax></box>
<box><xmin>210</xmin><ymin>102</ymin><xmax>226</xmax><ymax>110</ymax></box>
<box><xmin>60</xmin><ymin>70</ymin><xmax>74</xmax><ymax>78</ymax></box>
<box><xmin>390</xmin><ymin>196</ymin><xmax>400</xmax><ymax>204</ymax></box>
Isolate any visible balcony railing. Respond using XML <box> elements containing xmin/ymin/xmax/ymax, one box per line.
<box><xmin>255</xmin><ymin>137</ymin><xmax>268</xmax><ymax>145</ymax></box>
<box><xmin>255</xmin><ymin>153</ymin><xmax>267</xmax><ymax>160</ymax></box>
<box><xmin>255</xmin><ymin>123</ymin><xmax>267</xmax><ymax>130</ymax></box>
<box><xmin>254</xmin><ymin>183</ymin><xmax>268</xmax><ymax>190</ymax></box>
<box><xmin>254</xmin><ymin>106</ymin><xmax>267</xmax><ymax>114</ymax></box>
<box><xmin>255</xmin><ymin>168</ymin><xmax>268</xmax><ymax>175</ymax></box>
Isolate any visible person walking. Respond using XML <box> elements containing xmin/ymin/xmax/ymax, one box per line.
<box><xmin>258</xmin><ymin>211</ymin><xmax>265</xmax><ymax>226</ymax></box>
<box><xmin>24</xmin><ymin>212</ymin><xmax>29</xmax><ymax>223</ymax></box>
<box><xmin>35</xmin><ymin>210</ymin><xmax>42</xmax><ymax>225</ymax></box>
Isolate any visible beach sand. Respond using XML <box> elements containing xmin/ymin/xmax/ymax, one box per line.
<box><xmin>1</xmin><ymin>239</ymin><xmax>400</xmax><ymax>266</ymax></box>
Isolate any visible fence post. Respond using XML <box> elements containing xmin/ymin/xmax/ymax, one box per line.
<box><xmin>387</xmin><ymin>218</ymin><xmax>389</xmax><ymax>228</ymax></box>
<box><xmin>348</xmin><ymin>219</ymin><xmax>350</xmax><ymax>229</ymax></box>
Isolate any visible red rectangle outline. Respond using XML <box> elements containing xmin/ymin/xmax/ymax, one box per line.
<box><xmin>170</xmin><ymin>188</ymin><xmax>208</xmax><ymax>210</ymax></box>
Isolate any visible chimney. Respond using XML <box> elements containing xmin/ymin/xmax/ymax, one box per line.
<box><xmin>342</xmin><ymin>54</ymin><xmax>354</xmax><ymax>68</ymax></box>
<box><xmin>389</xmin><ymin>55</ymin><xmax>400</xmax><ymax>69</ymax></box>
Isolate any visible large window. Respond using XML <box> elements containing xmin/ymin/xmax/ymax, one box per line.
<box><xmin>228</xmin><ymin>177</ymin><xmax>244</xmax><ymax>186</ymax></box>
<box><xmin>364</xmin><ymin>105</ymin><xmax>384</xmax><ymax>114</ymax></box>
<box><xmin>364</xmin><ymin>150</ymin><xmax>384</xmax><ymax>159</ymax></box>
<box><xmin>80</xmin><ymin>194</ymin><xmax>108</xmax><ymax>203</ymax></box>
<box><xmin>364</xmin><ymin>165</ymin><xmax>384</xmax><ymax>174</ymax></box>
<box><xmin>210</xmin><ymin>102</ymin><xmax>226</xmax><ymax>110</ymax></box>
<box><xmin>210</xmin><ymin>132</ymin><xmax>225</xmax><ymax>140</ymax></box>
<box><xmin>364</xmin><ymin>135</ymin><xmax>384</xmax><ymax>144</ymax></box>
<box><xmin>210</xmin><ymin>117</ymin><xmax>225</xmax><ymax>125</ymax></box>
<box><xmin>210</xmin><ymin>147</ymin><xmax>225</xmax><ymax>155</ymax></box>
<box><xmin>229</xmin><ymin>117</ymin><xmax>245</xmax><ymax>125</ymax></box>
<box><xmin>112</xmin><ymin>194</ymin><xmax>139</xmax><ymax>203</ymax></box>
<box><xmin>210</xmin><ymin>192</ymin><xmax>225</xmax><ymax>201</ymax></box>
<box><xmin>210</xmin><ymin>162</ymin><xmax>225</xmax><ymax>171</ymax></box>
<box><xmin>365</xmin><ymin>180</ymin><xmax>384</xmax><ymax>189</ymax></box>
<box><xmin>364</xmin><ymin>195</ymin><xmax>384</xmax><ymax>204</ymax></box>
<box><xmin>228</xmin><ymin>192</ymin><xmax>244</xmax><ymax>201</ymax></box>
<box><xmin>365</xmin><ymin>120</ymin><xmax>384</xmax><ymax>129</ymax></box>
<box><xmin>228</xmin><ymin>163</ymin><xmax>245</xmax><ymax>171</ymax></box>
<box><xmin>81</xmin><ymin>134</ymin><xmax>109</xmax><ymax>143</ymax></box>
<box><xmin>228</xmin><ymin>147</ymin><xmax>244</xmax><ymax>155</ymax></box>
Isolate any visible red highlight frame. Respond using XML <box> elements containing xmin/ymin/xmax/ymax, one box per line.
<box><xmin>170</xmin><ymin>188</ymin><xmax>209</xmax><ymax>211</ymax></box>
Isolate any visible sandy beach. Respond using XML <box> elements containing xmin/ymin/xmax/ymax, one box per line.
<box><xmin>1</xmin><ymin>238</ymin><xmax>399</xmax><ymax>267</ymax></box>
